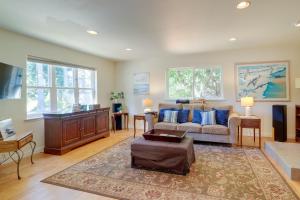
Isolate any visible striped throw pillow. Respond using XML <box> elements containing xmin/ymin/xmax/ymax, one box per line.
<box><xmin>201</xmin><ymin>110</ymin><xmax>216</xmax><ymax>125</ymax></box>
<box><xmin>163</xmin><ymin>110</ymin><xmax>178</xmax><ymax>123</ymax></box>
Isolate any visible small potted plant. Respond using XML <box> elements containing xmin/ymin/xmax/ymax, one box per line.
<box><xmin>110</xmin><ymin>91</ymin><xmax>124</xmax><ymax>103</ymax></box>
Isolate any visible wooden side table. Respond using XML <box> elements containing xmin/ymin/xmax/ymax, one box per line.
<box><xmin>238</xmin><ymin>116</ymin><xmax>261</xmax><ymax>148</ymax></box>
<box><xmin>111</xmin><ymin>112</ymin><xmax>129</xmax><ymax>132</ymax></box>
<box><xmin>0</xmin><ymin>132</ymin><xmax>36</xmax><ymax>179</ymax></box>
<box><xmin>134</xmin><ymin>114</ymin><xmax>146</xmax><ymax>137</ymax></box>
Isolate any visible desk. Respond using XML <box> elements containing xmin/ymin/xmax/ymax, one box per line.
<box><xmin>0</xmin><ymin>132</ymin><xmax>36</xmax><ymax>179</ymax></box>
<box><xmin>238</xmin><ymin>116</ymin><xmax>261</xmax><ymax>148</ymax></box>
<box><xmin>111</xmin><ymin>112</ymin><xmax>129</xmax><ymax>132</ymax></box>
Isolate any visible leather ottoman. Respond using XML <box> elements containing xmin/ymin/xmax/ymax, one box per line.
<box><xmin>131</xmin><ymin>136</ymin><xmax>195</xmax><ymax>175</ymax></box>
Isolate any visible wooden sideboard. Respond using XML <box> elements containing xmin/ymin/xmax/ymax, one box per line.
<box><xmin>43</xmin><ymin>107</ymin><xmax>110</xmax><ymax>155</ymax></box>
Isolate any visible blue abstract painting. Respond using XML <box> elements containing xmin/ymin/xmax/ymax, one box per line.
<box><xmin>133</xmin><ymin>72</ymin><xmax>150</xmax><ymax>95</ymax></box>
<box><xmin>236</xmin><ymin>61</ymin><xmax>289</xmax><ymax>101</ymax></box>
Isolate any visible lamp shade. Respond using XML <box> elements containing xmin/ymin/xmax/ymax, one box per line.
<box><xmin>143</xmin><ymin>98</ymin><xmax>153</xmax><ymax>107</ymax></box>
<box><xmin>241</xmin><ymin>96</ymin><xmax>254</xmax><ymax>107</ymax></box>
<box><xmin>296</xmin><ymin>78</ymin><xmax>300</xmax><ymax>89</ymax></box>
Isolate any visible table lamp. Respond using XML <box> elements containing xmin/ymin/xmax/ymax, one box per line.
<box><xmin>241</xmin><ymin>96</ymin><xmax>254</xmax><ymax>116</ymax></box>
<box><xmin>143</xmin><ymin>98</ymin><xmax>153</xmax><ymax>113</ymax></box>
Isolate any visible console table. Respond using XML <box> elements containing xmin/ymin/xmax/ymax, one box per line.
<box><xmin>0</xmin><ymin>132</ymin><xmax>36</xmax><ymax>179</ymax></box>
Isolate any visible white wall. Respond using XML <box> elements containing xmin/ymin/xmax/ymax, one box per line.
<box><xmin>115</xmin><ymin>45</ymin><xmax>300</xmax><ymax>139</ymax></box>
<box><xmin>0</xmin><ymin>28</ymin><xmax>116</xmax><ymax>153</ymax></box>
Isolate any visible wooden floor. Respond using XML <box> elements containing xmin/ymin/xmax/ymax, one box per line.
<box><xmin>0</xmin><ymin>129</ymin><xmax>299</xmax><ymax>200</ymax></box>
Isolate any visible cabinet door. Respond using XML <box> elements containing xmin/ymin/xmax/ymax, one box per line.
<box><xmin>96</xmin><ymin>111</ymin><xmax>109</xmax><ymax>134</ymax></box>
<box><xmin>63</xmin><ymin>118</ymin><xmax>81</xmax><ymax>146</ymax></box>
<box><xmin>81</xmin><ymin>115</ymin><xmax>96</xmax><ymax>139</ymax></box>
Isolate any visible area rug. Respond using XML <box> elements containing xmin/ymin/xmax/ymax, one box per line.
<box><xmin>42</xmin><ymin>137</ymin><xmax>298</xmax><ymax>200</ymax></box>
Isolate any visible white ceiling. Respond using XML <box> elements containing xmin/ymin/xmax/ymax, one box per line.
<box><xmin>0</xmin><ymin>0</ymin><xmax>300</xmax><ymax>61</ymax></box>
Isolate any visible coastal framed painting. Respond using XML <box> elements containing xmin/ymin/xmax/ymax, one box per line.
<box><xmin>235</xmin><ymin>61</ymin><xmax>290</xmax><ymax>101</ymax></box>
<box><xmin>133</xmin><ymin>72</ymin><xmax>150</xmax><ymax>95</ymax></box>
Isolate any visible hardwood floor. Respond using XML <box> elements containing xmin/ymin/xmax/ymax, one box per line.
<box><xmin>0</xmin><ymin>129</ymin><xmax>299</xmax><ymax>200</ymax></box>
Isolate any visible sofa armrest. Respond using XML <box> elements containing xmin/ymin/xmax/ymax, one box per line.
<box><xmin>145</xmin><ymin>113</ymin><xmax>158</xmax><ymax>131</ymax></box>
<box><xmin>228</xmin><ymin>112</ymin><xmax>241</xmax><ymax>144</ymax></box>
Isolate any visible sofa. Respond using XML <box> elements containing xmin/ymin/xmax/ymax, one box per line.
<box><xmin>145</xmin><ymin>102</ymin><xmax>240</xmax><ymax>144</ymax></box>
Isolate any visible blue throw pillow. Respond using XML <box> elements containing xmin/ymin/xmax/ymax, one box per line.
<box><xmin>158</xmin><ymin>108</ymin><xmax>174</xmax><ymax>122</ymax></box>
<box><xmin>214</xmin><ymin>109</ymin><xmax>230</xmax><ymax>126</ymax></box>
<box><xmin>163</xmin><ymin>110</ymin><xmax>179</xmax><ymax>123</ymax></box>
<box><xmin>201</xmin><ymin>110</ymin><xmax>216</xmax><ymax>125</ymax></box>
<box><xmin>192</xmin><ymin>109</ymin><xmax>202</xmax><ymax>124</ymax></box>
<box><xmin>177</xmin><ymin>109</ymin><xmax>190</xmax><ymax>123</ymax></box>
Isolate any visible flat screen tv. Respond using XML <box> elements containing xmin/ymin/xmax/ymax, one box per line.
<box><xmin>0</xmin><ymin>62</ymin><xmax>23</xmax><ymax>99</ymax></box>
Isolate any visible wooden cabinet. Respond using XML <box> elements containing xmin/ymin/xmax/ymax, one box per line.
<box><xmin>81</xmin><ymin>114</ymin><xmax>96</xmax><ymax>139</ymax></box>
<box><xmin>96</xmin><ymin>110</ymin><xmax>109</xmax><ymax>134</ymax></box>
<box><xmin>63</xmin><ymin>118</ymin><xmax>81</xmax><ymax>146</ymax></box>
<box><xmin>44</xmin><ymin>108</ymin><xmax>110</xmax><ymax>155</ymax></box>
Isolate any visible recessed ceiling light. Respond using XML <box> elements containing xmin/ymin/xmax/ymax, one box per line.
<box><xmin>237</xmin><ymin>1</ymin><xmax>251</xmax><ymax>9</ymax></box>
<box><xmin>125</xmin><ymin>48</ymin><xmax>132</xmax><ymax>51</ymax></box>
<box><xmin>229</xmin><ymin>37</ymin><xmax>237</xmax><ymax>42</ymax></box>
<box><xmin>86</xmin><ymin>30</ymin><xmax>98</xmax><ymax>35</ymax></box>
<box><xmin>295</xmin><ymin>21</ymin><xmax>300</xmax><ymax>27</ymax></box>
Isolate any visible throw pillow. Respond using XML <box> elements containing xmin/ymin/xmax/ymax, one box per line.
<box><xmin>163</xmin><ymin>110</ymin><xmax>179</xmax><ymax>123</ymax></box>
<box><xmin>201</xmin><ymin>110</ymin><xmax>216</xmax><ymax>125</ymax></box>
<box><xmin>192</xmin><ymin>109</ymin><xmax>202</xmax><ymax>124</ymax></box>
<box><xmin>214</xmin><ymin>109</ymin><xmax>230</xmax><ymax>126</ymax></box>
<box><xmin>177</xmin><ymin>109</ymin><xmax>190</xmax><ymax>123</ymax></box>
<box><xmin>158</xmin><ymin>108</ymin><xmax>174</xmax><ymax>122</ymax></box>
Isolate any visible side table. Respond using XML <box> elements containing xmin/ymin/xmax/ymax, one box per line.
<box><xmin>111</xmin><ymin>112</ymin><xmax>129</xmax><ymax>132</ymax></box>
<box><xmin>134</xmin><ymin>114</ymin><xmax>146</xmax><ymax>137</ymax></box>
<box><xmin>0</xmin><ymin>132</ymin><xmax>36</xmax><ymax>179</ymax></box>
<box><xmin>238</xmin><ymin>116</ymin><xmax>261</xmax><ymax>148</ymax></box>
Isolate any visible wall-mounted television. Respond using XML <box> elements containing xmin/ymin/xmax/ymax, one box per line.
<box><xmin>0</xmin><ymin>62</ymin><xmax>23</xmax><ymax>99</ymax></box>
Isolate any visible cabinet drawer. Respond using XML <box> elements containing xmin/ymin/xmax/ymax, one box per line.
<box><xmin>241</xmin><ymin>119</ymin><xmax>261</xmax><ymax>128</ymax></box>
<box><xmin>0</xmin><ymin>141</ymin><xmax>18</xmax><ymax>153</ymax></box>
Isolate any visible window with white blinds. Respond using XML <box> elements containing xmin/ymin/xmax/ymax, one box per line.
<box><xmin>26</xmin><ymin>57</ymin><xmax>97</xmax><ymax>118</ymax></box>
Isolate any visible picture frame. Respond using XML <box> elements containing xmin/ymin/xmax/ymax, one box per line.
<box><xmin>133</xmin><ymin>72</ymin><xmax>150</xmax><ymax>95</ymax></box>
<box><xmin>235</xmin><ymin>61</ymin><xmax>290</xmax><ymax>101</ymax></box>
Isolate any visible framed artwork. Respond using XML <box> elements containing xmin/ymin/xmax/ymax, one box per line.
<box><xmin>235</xmin><ymin>61</ymin><xmax>290</xmax><ymax>101</ymax></box>
<box><xmin>133</xmin><ymin>72</ymin><xmax>150</xmax><ymax>95</ymax></box>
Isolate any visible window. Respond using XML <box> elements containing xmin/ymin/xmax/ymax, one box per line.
<box><xmin>167</xmin><ymin>67</ymin><xmax>223</xmax><ymax>100</ymax></box>
<box><xmin>26</xmin><ymin>59</ymin><xmax>96</xmax><ymax>118</ymax></box>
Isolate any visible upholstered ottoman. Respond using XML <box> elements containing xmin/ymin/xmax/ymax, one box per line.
<box><xmin>131</xmin><ymin>136</ymin><xmax>195</xmax><ymax>175</ymax></box>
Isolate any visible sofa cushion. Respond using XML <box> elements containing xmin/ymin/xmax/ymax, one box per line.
<box><xmin>204</xmin><ymin>104</ymin><xmax>233</xmax><ymax>113</ymax></box>
<box><xmin>163</xmin><ymin>110</ymin><xmax>178</xmax><ymax>123</ymax></box>
<box><xmin>214</xmin><ymin>109</ymin><xmax>230</xmax><ymax>126</ymax></box>
<box><xmin>177</xmin><ymin>109</ymin><xmax>190</xmax><ymax>123</ymax></box>
<box><xmin>192</xmin><ymin>109</ymin><xmax>202</xmax><ymax>124</ymax></box>
<box><xmin>201</xmin><ymin>110</ymin><xmax>216</xmax><ymax>125</ymax></box>
<box><xmin>158</xmin><ymin>103</ymin><xmax>183</xmax><ymax>110</ymax></box>
<box><xmin>202</xmin><ymin>125</ymin><xmax>229</xmax><ymax>135</ymax></box>
<box><xmin>177</xmin><ymin>122</ymin><xmax>202</xmax><ymax>133</ymax></box>
<box><xmin>154</xmin><ymin>122</ymin><xmax>178</xmax><ymax>130</ymax></box>
<box><xmin>183</xmin><ymin>104</ymin><xmax>204</xmax><ymax>122</ymax></box>
<box><xmin>158</xmin><ymin>108</ymin><xmax>174</xmax><ymax>122</ymax></box>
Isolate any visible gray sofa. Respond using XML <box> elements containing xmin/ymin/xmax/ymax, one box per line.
<box><xmin>145</xmin><ymin>103</ymin><xmax>240</xmax><ymax>144</ymax></box>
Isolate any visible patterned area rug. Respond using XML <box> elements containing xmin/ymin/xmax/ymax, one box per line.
<box><xmin>42</xmin><ymin>137</ymin><xmax>298</xmax><ymax>200</ymax></box>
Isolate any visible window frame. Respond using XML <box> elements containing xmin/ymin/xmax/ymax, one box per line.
<box><xmin>26</xmin><ymin>59</ymin><xmax>97</xmax><ymax>119</ymax></box>
<box><xmin>166</xmin><ymin>66</ymin><xmax>224</xmax><ymax>100</ymax></box>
